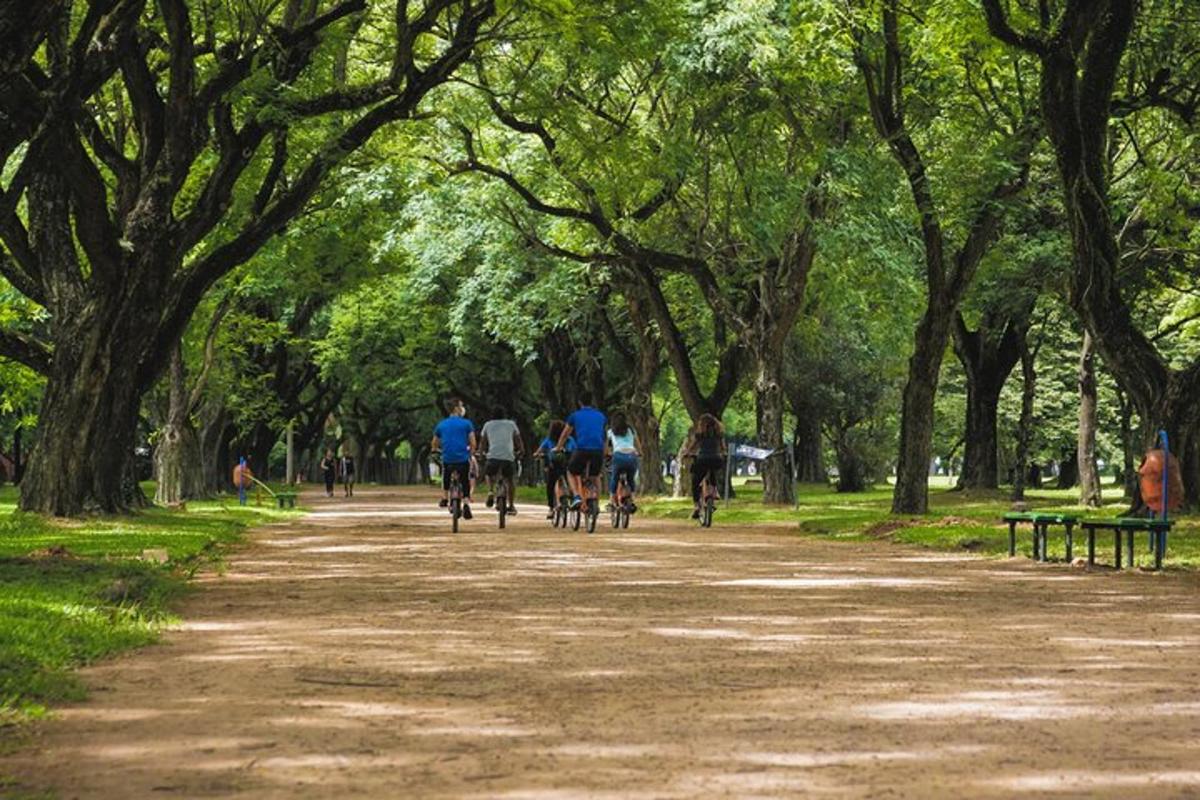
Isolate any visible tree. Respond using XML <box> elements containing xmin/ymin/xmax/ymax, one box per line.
<box><xmin>852</xmin><ymin>0</ymin><xmax>1038</xmax><ymax>513</ymax></box>
<box><xmin>984</xmin><ymin>0</ymin><xmax>1200</xmax><ymax>505</ymax></box>
<box><xmin>0</xmin><ymin>0</ymin><xmax>496</xmax><ymax>514</ymax></box>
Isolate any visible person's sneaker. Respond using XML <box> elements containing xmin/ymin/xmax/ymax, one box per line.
<box><xmin>546</xmin><ymin>510</ymin><xmax>555</xmax><ymax>520</ymax></box>
<box><xmin>486</xmin><ymin>493</ymin><xmax>495</xmax><ymax>508</ymax></box>
<box><xmin>606</xmin><ymin>502</ymin><xmax>616</xmax><ymax>512</ymax></box>
<box><xmin>438</xmin><ymin>498</ymin><xmax>449</xmax><ymax>508</ymax></box>
<box><xmin>570</xmin><ymin>495</ymin><xmax>582</xmax><ymax>509</ymax></box>
<box><xmin>508</xmin><ymin>505</ymin><xmax>518</xmax><ymax>516</ymax></box>
<box><xmin>462</xmin><ymin>504</ymin><xmax>473</xmax><ymax>520</ymax></box>
<box><xmin>691</xmin><ymin>507</ymin><xmax>700</xmax><ymax>519</ymax></box>
<box><xmin>629</xmin><ymin>502</ymin><xmax>638</xmax><ymax>513</ymax></box>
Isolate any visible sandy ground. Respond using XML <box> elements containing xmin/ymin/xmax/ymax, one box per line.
<box><xmin>3</xmin><ymin>485</ymin><xmax>1200</xmax><ymax>799</ymax></box>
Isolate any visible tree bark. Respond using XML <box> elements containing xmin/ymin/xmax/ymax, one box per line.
<box><xmin>892</xmin><ymin>310</ymin><xmax>951</xmax><ymax>513</ymax></box>
<box><xmin>756</xmin><ymin>356</ymin><xmax>794</xmax><ymax>504</ymax></box>
<box><xmin>793</xmin><ymin>412</ymin><xmax>825</xmax><ymax>483</ymax></box>
<box><xmin>621</xmin><ymin>292</ymin><xmax>665</xmax><ymax>495</ymax></box>
<box><xmin>1116</xmin><ymin>389</ymin><xmax>1138</xmax><ymax>498</ymax></box>
<box><xmin>1077</xmin><ymin>330</ymin><xmax>1103</xmax><ymax>507</ymax></box>
<box><xmin>1012</xmin><ymin>333</ymin><xmax>1037</xmax><ymax>501</ymax></box>
<box><xmin>12</xmin><ymin>427</ymin><xmax>22</xmax><ymax>484</ymax></box>
<box><xmin>953</xmin><ymin>311</ymin><xmax>1027</xmax><ymax>490</ymax></box>
<box><xmin>154</xmin><ymin>344</ymin><xmax>206</xmax><ymax>505</ymax></box>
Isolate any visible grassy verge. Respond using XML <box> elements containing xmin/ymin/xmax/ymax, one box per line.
<box><xmin>636</xmin><ymin>478</ymin><xmax>1200</xmax><ymax>569</ymax></box>
<box><xmin>0</xmin><ymin>484</ymin><xmax>299</xmax><ymax>725</ymax></box>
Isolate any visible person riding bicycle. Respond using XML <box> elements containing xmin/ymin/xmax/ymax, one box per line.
<box><xmin>480</xmin><ymin>405</ymin><xmax>524</xmax><ymax>515</ymax></box>
<box><xmin>683</xmin><ymin>413</ymin><xmax>726</xmax><ymax>519</ymax></box>
<box><xmin>556</xmin><ymin>393</ymin><xmax>606</xmax><ymax>510</ymax></box>
<box><xmin>534</xmin><ymin>420</ymin><xmax>576</xmax><ymax>519</ymax></box>
<box><xmin>605</xmin><ymin>411</ymin><xmax>641</xmax><ymax>513</ymax></box>
<box><xmin>431</xmin><ymin>397</ymin><xmax>476</xmax><ymax>519</ymax></box>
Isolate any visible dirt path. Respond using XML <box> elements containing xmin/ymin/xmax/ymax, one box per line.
<box><xmin>4</xmin><ymin>486</ymin><xmax>1200</xmax><ymax>798</ymax></box>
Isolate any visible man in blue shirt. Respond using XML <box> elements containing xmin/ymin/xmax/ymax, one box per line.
<box><xmin>557</xmin><ymin>393</ymin><xmax>607</xmax><ymax>509</ymax></box>
<box><xmin>431</xmin><ymin>398</ymin><xmax>476</xmax><ymax>519</ymax></box>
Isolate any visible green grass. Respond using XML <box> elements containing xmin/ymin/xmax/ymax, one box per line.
<box><xmin>0</xmin><ymin>484</ymin><xmax>298</xmax><ymax>724</ymax></box>
<box><xmin>635</xmin><ymin>477</ymin><xmax>1200</xmax><ymax>569</ymax></box>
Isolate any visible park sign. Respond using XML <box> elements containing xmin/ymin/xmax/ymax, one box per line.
<box><xmin>734</xmin><ymin>444</ymin><xmax>774</xmax><ymax>461</ymax></box>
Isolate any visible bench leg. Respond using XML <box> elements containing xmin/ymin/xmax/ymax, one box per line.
<box><xmin>1008</xmin><ymin>520</ymin><xmax>1016</xmax><ymax>557</ymax></box>
<box><xmin>1065</xmin><ymin>522</ymin><xmax>1073</xmax><ymax>562</ymax></box>
<box><xmin>1127</xmin><ymin>530</ymin><xmax>1135</xmax><ymax>568</ymax></box>
<box><xmin>1087</xmin><ymin>530</ymin><xmax>1095</xmax><ymax>565</ymax></box>
<box><xmin>1114</xmin><ymin>530</ymin><xmax>1122</xmax><ymax>570</ymax></box>
<box><xmin>1041</xmin><ymin>524</ymin><xmax>1049</xmax><ymax>562</ymax></box>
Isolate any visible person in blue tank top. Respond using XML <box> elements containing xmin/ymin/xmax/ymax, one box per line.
<box><xmin>556</xmin><ymin>393</ymin><xmax>607</xmax><ymax>509</ymax></box>
<box><xmin>431</xmin><ymin>397</ymin><xmax>476</xmax><ymax>519</ymax></box>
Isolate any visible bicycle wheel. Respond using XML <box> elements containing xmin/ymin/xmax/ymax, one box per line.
<box><xmin>586</xmin><ymin>500</ymin><xmax>598</xmax><ymax>533</ymax></box>
<box><xmin>621</xmin><ymin>506</ymin><xmax>631</xmax><ymax>529</ymax></box>
<box><xmin>451</xmin><ymin>498</ymin><xmax>460</xmax><ymax>533</ymax></box>
<box><xmin>572</xmin><ymin>507</ymin><xmax>581</xmax><ymax>531</ymax></box>
<box><xmin>498</xmin><ymin>496</ymin><xmax>507</xmax><ymax>529</ymax></box>
<box><xmin>703</xmin><ymin>496</ymin><xmax>715</xmax><ymax>528</ymax></box>
<box><xmin>611</xmin><ymin>504</ymin><xmax>620</xmax><ymax>528</ymax></box>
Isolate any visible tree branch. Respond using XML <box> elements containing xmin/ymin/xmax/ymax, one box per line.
<box><xmin>0</xmin><ymin>328</ymin><xmax>52</xmax><ymax>374</ymax></box>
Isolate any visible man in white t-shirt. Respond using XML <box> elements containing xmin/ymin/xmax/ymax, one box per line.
<box><xmin>480</xmin><ymin>406</ymin><xmax>524</xmax><ymax>515</ymax></box>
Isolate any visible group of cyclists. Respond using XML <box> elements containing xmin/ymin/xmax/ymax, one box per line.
<box><xmin>430</xmin><ymin>393</ymin><xmax>728</xmax><ymax>524</ymax></box>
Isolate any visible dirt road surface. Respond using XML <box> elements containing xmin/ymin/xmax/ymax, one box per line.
<box><xmin>4</xmin><ymin>486</ymin><xmax>1200</xmax><ymax>798</ymax></box>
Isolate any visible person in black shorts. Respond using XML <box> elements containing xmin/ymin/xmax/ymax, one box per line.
<box><xmin>557</xmin><ymin>394</ymin><xmax>607</xmax><ymax>509</ymax></box>
<box><xmin>684</xmin><ymin>413</ymin><xmax>727</xmax><ymax>518</ymax></box>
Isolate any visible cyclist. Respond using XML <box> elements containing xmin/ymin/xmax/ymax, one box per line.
<box><xmin>431</xmin><ymin>397</ymin><xmax>476</xmax><ymax>519</ymax></box>
<box><xmin>556</xmin><ymin>393</ymin><xmax>606</xmax><ymax>510</ymax></box>
<box><xmin>683</xmin><ymin>412</ymin><xmax>726</xmax><ymax>519</ymax></box>
<box><xmin>605</xmin><ymin>411</ymin><xmax>641</xmax><ymax>512</ymax></box>
<box><xmin>480</xmin><ymin>406</ymin><xmax>524</xmax><ymax>515</ymax></box>
<box><xmin>534</xmin><ymin>420</ymin><xmax>575</xmax><ymax>519</ymax></box>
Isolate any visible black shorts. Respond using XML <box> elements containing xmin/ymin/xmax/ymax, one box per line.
<box><xmin>568</xmin><ymin>449</ymin><xmax>604</xmax><ymax>477</ymax></box>
<box><xmin>442</xmin><ymin>461</ymin><xmax>471</xmax><ymax>492</ymax></box>
<box><xmin>484</xmin><ymin>459</ymin><xmax>515</xmax><ymax>479</ymax></box>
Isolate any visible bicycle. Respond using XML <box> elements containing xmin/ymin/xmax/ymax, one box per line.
<box><xmin>610</xmin><ymin>470</ymin><xmax>633</xmax><ymax>529</ymax></box>
<box><xmin>552</xmin><ymin>470</ymin><xmax>572</xmax><ymax>528</ymax></box>
<box><xmin>433</xmin><ymin>452</ymin><xmax>465</xmax><ymax>533</ymax></box>
<box><xmin>697</xmin><ymin>465</ymin><xmax>719</xmax><ymax>528</ymax></box>
<box><xmin>685</xmin><ymin>453</ymin><xmax>720</xmax><ymax>528</ymax></box>
<box><xmin>491</xmin><ymin>459</ymin><xmax>517</xmax><ymax>530</ymax></box>
<box><xmin>571</xmin><ymin>464</ymin><xmax>601</xmax><ymax>533</ymax></box>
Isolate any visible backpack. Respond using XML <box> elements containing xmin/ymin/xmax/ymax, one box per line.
<box><xmin>1138</xmin><ymin>449</ymin><xmax>1184</xmax><ymax>513</ymax></box>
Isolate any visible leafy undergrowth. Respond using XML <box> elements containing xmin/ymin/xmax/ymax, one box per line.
<box><xmin>638</xmin><ymin>480</ymin><xmax>1200</xmax><ymax>569</ymax></box>
<box><xmin>0</xmin><ymin>485</ymin><xmax>299</xmax><ymax>725</ymax></box>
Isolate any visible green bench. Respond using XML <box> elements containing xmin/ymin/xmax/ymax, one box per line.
<box><xmin>275</xmin><ymin>491</ymin><xmax>298</xmax><ymax>509</ymax></box>
<box><xmin>1080</xmin><ymin>517</ymin><xmax>1173</xmax><ymax>570</ymax></box>
<box><xmin>1003</xmin><ymin>512</ymin><xmax>1079</xmax><ymax>562</ymax></box>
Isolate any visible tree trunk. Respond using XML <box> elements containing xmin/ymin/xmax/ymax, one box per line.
<box><xmin>793</xmin><ymin>412</ymin><xmax>824</xmax><ymax>483</ymax></box>
<box><xmin>835</xmin><ymin>431</ymin><xmax>867</xmax><ymax>493</ymax></box>
<box><xmin>1056</xmin><ymin>451</ymin><xmax>1078</xmax><ymax>489</ymax></box>
<box><xmin>12</xmin><ymin>427</ymin><xmax>22</xmax><ymax>484</ymax></box>
<box><xmin>953</xmin><ymin>311</ymin><xmax>1025</xmax><ymax>490</ymax></box>
<box><xmin>1077</xmin><ymin>330</ymin><xmax>1103</xmax><ymax>507</ymax></box>
<box><xmin>1116</xmin><ymin>390</ymin><xmax>1137</xmax><ymax>498</ymax></box>
<box><xmin>199</xmin><ymin>411</ymin><xmax>234</xmax><ymax>496</ymax></box>
<box><xmin>756</xmin><ymin>356</ymin><xmax>794</xmax><ymax>504</ymax></box>
<box><xmin>892</xmin><ymin>309</ymin><xmax>951</xmax><ymax>514</ymax></box>
<box><xmin>622</xmin><ymin>292</ymin><xmax>666</xmax><ymax>496</ymax></box>
<box><xmin>154</xmin><ymin>345</ymin><xmax>207</xmax><ymax>505</ymax></box>
<box><xmin>671</xmin><ymin>438</ymin><xmax>693</xmax><ymax>499</ymax></box>
<box><xmin>19</xmin><ymin>304</ymin><xmax>152</xmax><ymax>514</ymax></box>
<box><xmin>1012</xmin><ymin>334</ymin><xmax>1036</xmax><ymax>501</ymax></box>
